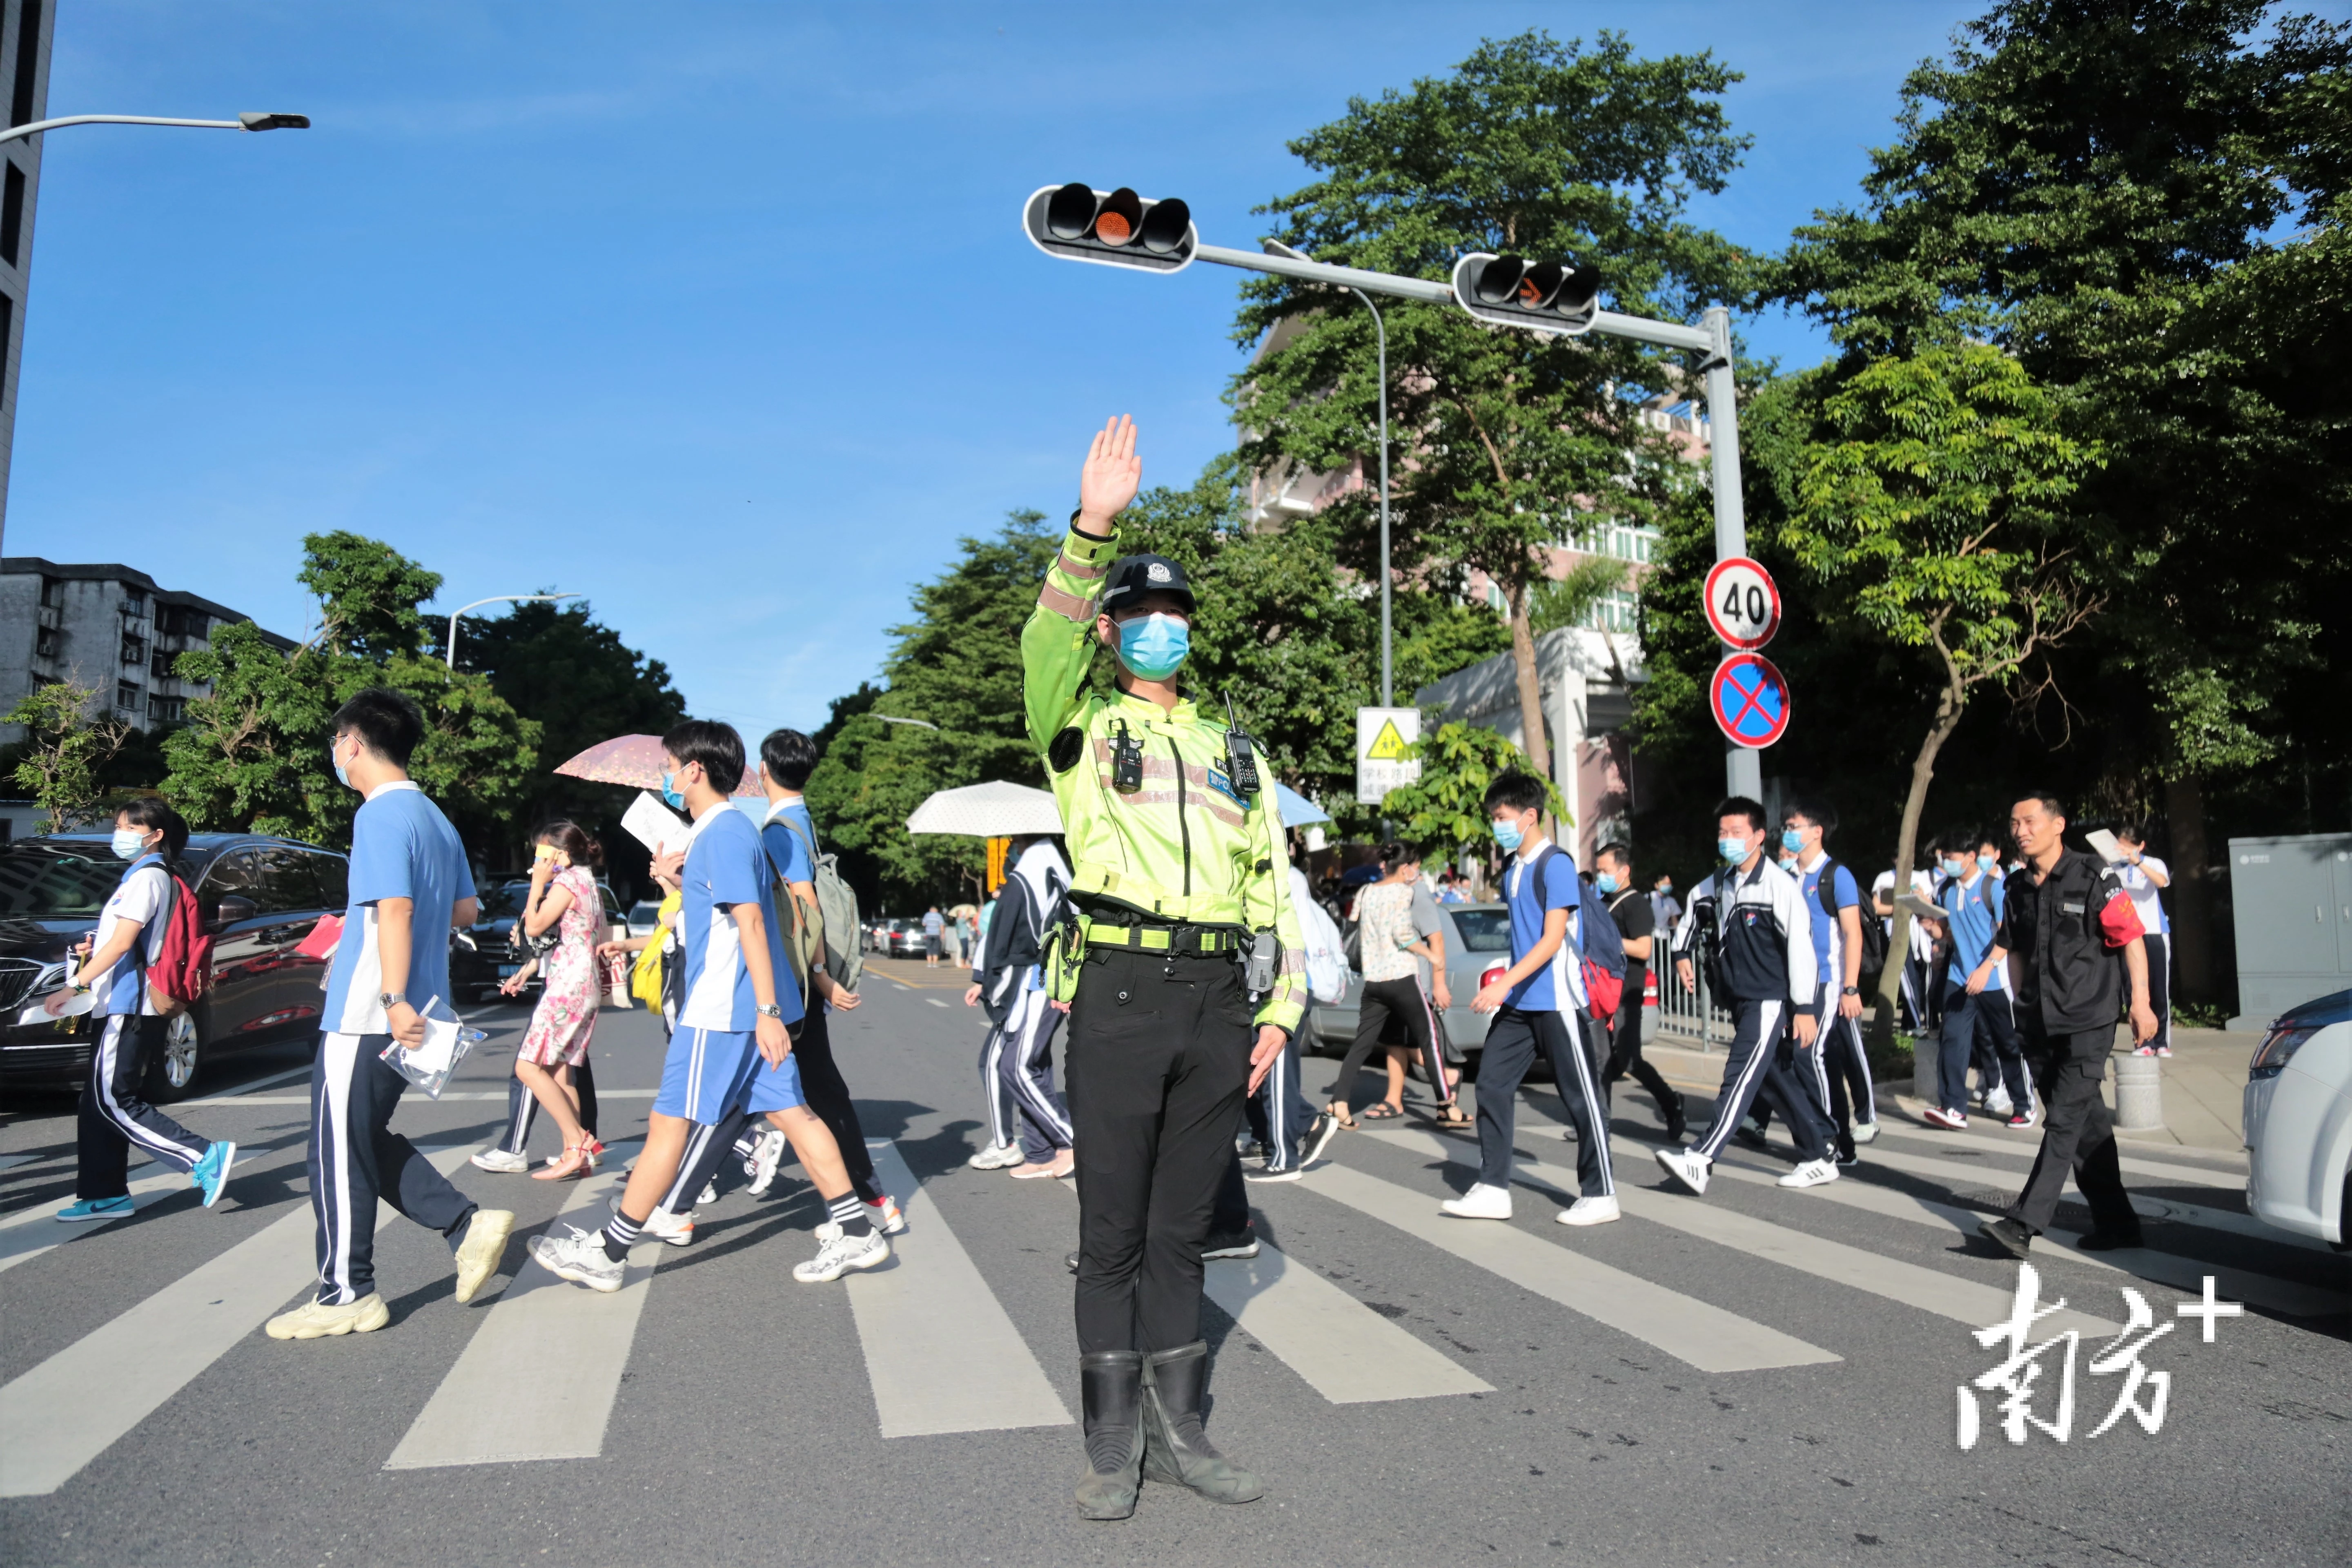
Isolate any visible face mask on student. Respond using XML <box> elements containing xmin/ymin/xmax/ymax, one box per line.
<box><xmin>1719</xmin><ymin>837</ymin><xmax>1750</xmax><ymax>863</ymax></box>
<box><xmin>1491</xmin><ymin>818</ymin><xmax>1525</xmax><ymax>853</ymax></box>
<box><xmin>660</xmin><ymin>771</ymin><xmax>687</xmax><ymax>811</ymax></box>
<box><xmin>1781</xmin><ymin>827</ymin><xmax>1806</xmax><ymax>853</ymax></box>
<box><xmin>1977</xmin><ymin>853</ymin><xmax>2000</xmax><ymax>872</ymax></box>
<box><xmin>1595</xmin><ymin>872</ymin><xmax>1619</xmax><ymax>895</ymax></box>
<box><xmin>111</xmin><ymin>829</ymin><xmax>149</xmax><ymax>860</ymax></box>
<box><xmin>1943</xmin><ymin>857</ymin><xmax>1970</xmax><ymax>879</ymax></box>
<box><xmin>329</xmin><ymin>737</ymin><xmax>351</xmax><ymax>788</ymax></box>
<box><xmin>1117</xmin><ymin>612</ymin><xmax>1189</xmax><ymax>680</ymax></box>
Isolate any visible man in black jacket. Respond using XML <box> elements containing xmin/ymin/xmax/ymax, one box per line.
<box><xmin>1972</xmin><ymin>792</ymin><xmax>2158</xmax><ymax>1258</ymax></box>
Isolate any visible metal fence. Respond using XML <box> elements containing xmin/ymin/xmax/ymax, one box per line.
<box><xmin>1648</xmin><ymin>959</ymin><xmax>1733</xmax><ymax>1051</ymax></box>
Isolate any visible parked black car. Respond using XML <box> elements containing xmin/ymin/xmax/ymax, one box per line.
<box><xmin>0</xmin><ymin>832</ymin><xmax>351</xmax><ymax>1102</ymax></box>
<box><xmin>447</xmin><ymin>875</ymin><xmax>626</xmax><ymax>1005</ymax></box>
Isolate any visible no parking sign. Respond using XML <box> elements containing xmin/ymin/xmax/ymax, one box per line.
<box><xmin>1710</xmin><ymin>653</ymin><xmax>1790</xmax><ymax>749</ymax></box>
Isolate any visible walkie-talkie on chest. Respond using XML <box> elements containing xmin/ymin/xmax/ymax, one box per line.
<box><xmin>1221</xmin><ymin>697</ymin><xmax>1261</xmax><ymax>798</ymax></box>
<box><xmin>1109</xmin><ymin>719</ymin><xmax>1145</xmax><ymax>793</ymax></box>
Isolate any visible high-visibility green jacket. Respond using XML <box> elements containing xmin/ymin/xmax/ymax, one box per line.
<box><xmin>1022</xmin><ymin>516</ymin><xmax>1308</xmax><ymax>1036</ymax></box>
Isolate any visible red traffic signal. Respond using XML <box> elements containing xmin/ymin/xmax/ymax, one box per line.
<box><xmin>1023</xmin><ymin>183</ymin><xmax>1196</xmax><ymax>272</ymax></box>
<box><xmin>1450</xmin><ymin>253</ymin><xmax>1601</xmax><ymax>335</ymax></box>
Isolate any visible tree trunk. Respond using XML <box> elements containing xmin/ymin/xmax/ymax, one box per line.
<box><xmin>1505</xmin><ymin>577</ymin><xmax>1552</xmax><ymax>786</ymax></box>
<box><xmin>2166</xmin><ymin>772</ymin><xmax>2212</xmax><ymax>1002</ymax></box>
<box><xmin>1869</xmin><ymin>681</ymin><xmax>1968</xmax><ymax>1062</ymax></box>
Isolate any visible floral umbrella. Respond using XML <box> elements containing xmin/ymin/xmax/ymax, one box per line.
<box><xmin>553</xmin><ymin>735</ymin><xmax>764</xmax><ymax>797</ymax></box>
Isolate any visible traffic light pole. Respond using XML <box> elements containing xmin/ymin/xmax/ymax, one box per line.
<box><xmin>1194</xmin><ymin>244</ymin><xmax>1752</xmax><ymax>798</ymax></box>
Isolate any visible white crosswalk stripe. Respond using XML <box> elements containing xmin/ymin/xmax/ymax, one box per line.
<box><xmin>0</xmin><ymin>1164</ymin><xmax>181</xmax><ymax>1277</ymax></box>
<box><xmin>1301</xmin><ymin>1156</ymin><xmax>1841</xmax><ymax>1372</ymax></box>
<box><xmin>386</xmin><ymin>1147</ymin><xmax>664</xmax><ymax>1470</ymax></box>
<box><xmin>1860</xmin><ymin>1118</ymin><xmax>2245</xmax><ymax>1192</ymax></box>
<box><xmin>0</xmin><ymin>1146</ymin><xmax>474</xmax><ymax>1499</ymax></box>
<box><xmin>1201</xmin><ymin>1240</ymin><xmax>1494</xmax><ymax>1403</ymax></box>
<box><xmin>848</xmin><ymin>1142</ymin><xmax>1071</xmax><ymax>1438</ymax></box>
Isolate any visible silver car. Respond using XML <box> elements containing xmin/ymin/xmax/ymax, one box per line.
<box><xmin>1308</xmin><ymin>900</ymin><xmax>1516</xmax><ymax>1075</ymax></box>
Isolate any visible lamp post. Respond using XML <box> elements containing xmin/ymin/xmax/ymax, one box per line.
<box><xmin>1261</xmin><ymin>239</ymin><xmax>1393</xmax><ymax>709</ymax></box>
<box><xmin>444</xmin><ymin>594</ymin><xmax>580</xmax><ymax>669</ymax></box>
<box><xmin>0</xmin><ymin>110</ymin><xmax>310</xmax><ymax>149</ymax></box>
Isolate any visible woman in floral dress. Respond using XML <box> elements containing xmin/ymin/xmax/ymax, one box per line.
<box><xmin>471</xmin><ymin>821</ymin><xmax>606</xmax><ymax>1180</ymax></box>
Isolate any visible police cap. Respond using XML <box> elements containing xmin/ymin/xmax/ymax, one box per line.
<box><xmin>1098</xmin><ymin>553</ymin><xmax>1196</xmax><ymax>618</ymax></box>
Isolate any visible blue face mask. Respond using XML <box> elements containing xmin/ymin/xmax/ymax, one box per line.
<box><xmin>1595</xmin><ymin>872</ymin><xmax>1619</xmax><ymax>895</ymax></box>
<box><xmin>1491</xmin><ymin>817</ymin><xmax>1524</xmax><ymax>853</ymax></box>
<box><xmin>1718</xmin><ymin>837</ymin><xmax>1749</xmax><ymax>863</ymax></box>
<box><xmin>329</xmin><ymin>739</ymin><xmax>350</xmax><ymax>788</ymax></box>
<box><xmin>111</xmin><ymin>829</ymin><xmax>149</xmax><ymax>860</ymax></box>
<box><xmin>1977</xmin><ymin>853</ymin><xmax>1999</xmax><ymax>871</ymax></box>
<box><xmin>660</xmin><ymin>771</ymin><xmax>687</xmax><ymax>811</ymax></box>
<box><xmin>1116</xmin><ymin>612</ymin><xmax>1189</xmax><ymax>680</ymax></box>
<box><xmin>1782</xmin><ymin>828</ymin><xmax>1806</xmax><ymax>853</ymax></box>
<box><xmin>1943</xmin><ymin>858</ymin><xmax>1970</xmax><ymax>879</ymax></box>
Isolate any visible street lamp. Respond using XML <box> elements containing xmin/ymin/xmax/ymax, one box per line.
<box><xmin>1262</xmin><ymin>238</ymin><xmax>1394</xmax><ymax>709</ymax></box>
<box><xmin>444</xmin><ymin>594</ymin><xmax>581</xmax><ymax>669</ymax></box>
<box><xmin>872</xmin><ymin>714</ymin><xmax>941</xmax><ymax>731</ymax></box>
<box><xmin>0</xmin><ymin>110</ymin><xmax>311</xmax><ymax>149</ymax></box>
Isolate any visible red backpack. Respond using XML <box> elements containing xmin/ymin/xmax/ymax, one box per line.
<box><xmin>137</xmin><ymin>858</ymin><xmax>215</xmax><ymax>1017</ymax></box>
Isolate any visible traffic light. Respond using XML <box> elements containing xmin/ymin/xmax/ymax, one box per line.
<box><xmin>1449</xmin><ymin>253</ymin><xmax>1601</xmax><ymax>336</ymax></box>
<box><xmin>1022</xmin><ymin>183</ymin><xmax>1196</xmax><ymax>272</ymax></box>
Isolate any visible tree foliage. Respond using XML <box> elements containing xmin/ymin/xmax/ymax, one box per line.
<box><xmin>1376</xmin><ymin>721</ymin><xmax>1560</xmax><ymax>878</ymax></box>
<box><xmin>3</xmin><ymin>681</ymin><xmax>129</xmax><ymax>828</ymax></box>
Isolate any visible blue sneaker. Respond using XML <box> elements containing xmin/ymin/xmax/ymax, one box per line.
<box><xmin>192</xmin><ymin>1141</ymin><xmax>237</xmax><ymax>1208</ymax></box>
<box><xmin>55</xmin><ymin>1195</ymin><xmax>136</xmax><ymax>1223</ymax></box>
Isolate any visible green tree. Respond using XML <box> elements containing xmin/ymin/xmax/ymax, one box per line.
<box><xmin>1234</xmin><ymin>29</ymin><xmax>1746</xmax><ymax>788</ymax></box>
<box><xmin>3</xmin><ymin>681</ymin><xmax>129</xmax><ymax>828</ymax></box>
<box><xmin>1375</xmin><ymin>721</ymin><xmax>1560</xmax><ymax>884</ymax></box>
<box><xmin>1784</xmin><ymin>339</ymin><xmax>2103</xmax><ymax>1042</ymax></box>
<box><xmin>162</xmin><ymin>537</ymin><xmax>540</xmax><ymax>855</ymax></box>
<box><xmin>1775</xmin><ymin>0</ymin><xmax>2352</xmax><ymax>998</ymax></box>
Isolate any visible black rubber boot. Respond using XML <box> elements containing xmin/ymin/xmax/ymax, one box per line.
<box><xmin>1140</xmin><ymin>1341</ymin><xmax>1263</xmax><ymax>1503</ymax></box>
<box><xmin>1074</xmin><ymin>1351</ymin><xmax>1145</xmax><ymax>1520</ymax></box>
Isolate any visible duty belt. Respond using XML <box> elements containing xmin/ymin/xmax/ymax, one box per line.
<box><xmin>1076</xmin><ymin>915</ymin><xmax>1243</xmax><ymax>956</ymax></box>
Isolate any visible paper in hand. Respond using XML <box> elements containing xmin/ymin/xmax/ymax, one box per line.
<box><xmin>2085</xmin><ymin>829</ymin><xmax>2126</xmax><ymax>864</ymax></box>
<box><xmin>15</xmin><ymin>989</ymin><xmax>94</xmax><ymax>1027</ymax></box>
<box><xmin>379</xmin><ymin>996</ymin><xmax>473</xmax><ymax>1099</ymax></box>
<box><xmin>622</xmin><ymin>791</ymin><xmax>694</xmax><ymax>857</ymax></box>
<box><xmin>1896</xmin><ymin>892</ymin><xmax>1944</xmax><ymax>922</ymax></box>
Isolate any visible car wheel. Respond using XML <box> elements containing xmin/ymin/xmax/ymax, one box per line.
<box><xmin>145</xmin><ymin>1008</ymin><xmax>207</xmax><ymax>1103</ymax></box>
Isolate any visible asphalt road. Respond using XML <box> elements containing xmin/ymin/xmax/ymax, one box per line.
<box><xmin>1</xmin><ymin>958</ymin><xmax>2346</xmax><ymax>1566</ymax></box>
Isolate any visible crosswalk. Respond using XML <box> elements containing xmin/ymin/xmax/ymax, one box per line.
<box><xmin>0</xmin><ymin>1109</ymin><xmax>2341</xmax><ymax>1499</ymax></box>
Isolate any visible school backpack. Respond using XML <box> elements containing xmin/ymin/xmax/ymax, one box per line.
<box><xmin>773</xmin><ymin>813</ymin><xmax>864</xmax><ymax>997</ymax></box>
<box><xmin>1528</xmin><ymin>846</ymin><xmax>1624</xmax><ymax>1021</ymax></box>
<box><xmin>136</xmin><ymin>855</ymin><xmax>214</xmax><ymax>1017</ymax></box>
<box><xmin>1815</xmin><ymin>856</ymin><xmax>1889</xmax><ymax>995</ymax></box>
<box><xmin>1291</xmin><ymin>874</ymin><xmax>1350</xmax><ymax>1007</ymax></box>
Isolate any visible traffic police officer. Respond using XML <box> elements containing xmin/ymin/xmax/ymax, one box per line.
<box><xmin>1026</xmin><ymin>415</ymin><xmax>1307</xmax><ymax>1521</ymax></box>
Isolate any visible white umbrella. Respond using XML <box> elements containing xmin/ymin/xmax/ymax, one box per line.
<box><xmin>905</xmin><ymin>780</ymin><xmax>1064</xmax><ymax>837</ymax></box>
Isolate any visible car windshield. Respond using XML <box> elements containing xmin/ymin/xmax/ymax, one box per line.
<box><xmin>1449</xmin><ymin>908</ymin><xmax>1513</xmax><ymax>953</ymax></box>
<box><xmin>0</xmin><ymin>844</ymin><xmax>127</xmax><ymax>919</ymax></box>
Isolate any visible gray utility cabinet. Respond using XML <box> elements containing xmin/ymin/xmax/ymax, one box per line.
<box><xmin>2229</xmin><ymin>833</ymin><xmax>2352</xmax><ymax>1030</ymax></box>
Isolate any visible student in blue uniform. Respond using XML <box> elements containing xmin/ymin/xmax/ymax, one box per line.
<box><xmin>1446</xmin><ymin>772</ymin><xmax>1616</xmax><ymax>1227</ymax></box>
<box><xmin>1924</xmin><ymin>828</ymin><xmax>2032</xmax><ymax>1130</ymax></box>
<box><xmin>1783</xmin><ymin>801</ymin><xmax>1879</xmax><ymax>1162</ymax></box>
<box><xmin>267</xmin><ymin>689</ymin><xmax>512</xmax><ymax>1340</ymax></box>
<box><xmin>47</xmin><ymin>797</ymin><xmax>235</xmax><ymax>1221</ymax></box>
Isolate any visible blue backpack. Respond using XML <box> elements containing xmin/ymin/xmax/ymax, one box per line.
<box><xmin>1532</xmin><ymin>845</ymin><xmax>1626</xmax><ymax>1018</ymax></box>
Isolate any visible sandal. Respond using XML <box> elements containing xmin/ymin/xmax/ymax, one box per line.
<box><xmin>1360</xmin><ymin>1101</ymin><xmax>1404</xmax><ymax>1122</ymax></box>
<box><xmin>1326</xmin><ymin>1103</ymin><xmax>1359</xmax><ymax>1131</ymax></box>
<box><xmin>532</xmin><ymin>1144</ymin><xmax>592</xmax><ymax>1181</ymax></box>
<box><xmin>1434</xmin><ymin>1104</ymin><xmax>1472</xmax><ymax>1128</ymax></box>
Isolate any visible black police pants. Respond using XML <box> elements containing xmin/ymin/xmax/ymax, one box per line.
<box><xmin>2005</xmin><ymin>1024</ymin><xmax>2137</xmax><ymax>1238</ymax></box>
<box><xmin>1068</xmin><ymin>944</ymin><xmax>1254</xmax><ymax>1356</ymax></box>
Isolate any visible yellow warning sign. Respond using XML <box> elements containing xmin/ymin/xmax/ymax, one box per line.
<box><xmin>1364</xmin><ymin>719</ymin><xmax>1411</xmax><ymax>761</ymax></box>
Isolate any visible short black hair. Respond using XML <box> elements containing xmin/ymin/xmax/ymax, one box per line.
<box><xmin>760</xmin><ymin>728</ymin><xmax>820</xmax><ymax>791</ymax></box>
<box><xmin>1595</xmin><ymin>842</ymin><xmax>1632</xmax><ymax>871</ymax></box>
<box><xmin>1713</xmin><ymin>795</ymin><xmax>1769</xmax><ymax>835</ymax></box>
<box><xmin>663</xmin><ymin>718</ymin><xmax>745</xmax><ymax>795</ymax></box>
<box><xmin>118</xmin><ymin>795</ymin><xmax>189</xmax><ymax>860</ymax></box>
<box><xmin>1784</xmin><ymin>798</ymin><xmax>1838</xmax><ymax>837</ymax></box>
<box><xmin>2015</xmin><ymin>789</ymin><xmax>2067</xmax><ymax>823</ymax></box>
<box><xmin>1483</xmin><ymin>771</ymin><xmax>1547</xmax><ymax>815</ymax></box>
<box><xmin>333</xmin><ymin>687</ymin><xmax>424</xmax><ymax>766</ymax></box>
<box><xmin>2114</xmin><ymin>821</ymin><xmax>2147</xmax><ymax>845</ymax></box>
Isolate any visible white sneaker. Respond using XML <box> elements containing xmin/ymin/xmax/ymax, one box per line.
<box><xmin>1557</xmin><ymin>1195</ymin><xmax>1621</xmax><ymax>1227</ymax></box>
<box><xmin>469</xmin><ymin>1147</ymin><xmax>530</xmax><ymax>1174</ymax></box>
<box><xmin>1922</xmin><ymin>1106</ymin><xmax>1968</xmax><ymax>1130</ymax></box>
<box><xmin>793</xmin><ymin>1225</ymin><xmax>890</xmax><ymax>1282</ymax></box>
<box><xmin>1440</xmin><ymin>1183</ymin><xmax>1513</xmax><ymax>1221</ymax></box>
<box><xmin>530</xmin><ymin>1224</ymin><xmax>627</xmax><ymax>1292</ymax></box>
<box><xmin>866</xmin><ymin>1195</ymin><xmax>908</xmax><ymax>1236</ymax></box>
<box><xmin>1778</xmin><ymin>1158</ymin><xmax>1840</xmax><ymax>1189</ymax></box>
<box><xmin>1244</xmin><ymin>1165</ymin><xmax>1303</xmax><ymax>1184</ymax></box>
<box><xmin>606</xmin><ymin>1195</ymin><xmax>695</xmax><ymax>1245</ymax></box>
<box><xmin>746</xmin><ymin>1129</ymin><xmax>788</xmax><ymax>1194</ymax></box>
<box><xmin>1851</xmin><ymin>1119</ymin><xmax>1880</xmax><ymax>1145</ymax></box>
<box><xmin>697</xmin><ymin>1182</ymin><xmax>719</xmax><ymax>1207</ymax></box>
<box><xmin>967</xmin><ymin>1143</ymin><xmax>1023</xmax><ymax>1171</ymax></box>
<box><xmin>1984</xmin><ymin>1088</ymin><xmax>2015</xmax><ymax>1120</ymax></box>
<box><xmin>1654</xmin><ymin>1147</ymin><xmax>1711</xmax><ymax>1196</ymax></box>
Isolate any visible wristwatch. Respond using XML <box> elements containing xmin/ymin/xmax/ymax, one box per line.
<box><xmin>1841</xmin><ymin>986</ymin><xmax>1860</xmax><ymax>996</ymax></box>
<box><xmin>380</xmin><ymin>991</ymin><xmax>407</xmax><ymax>1009</ymax></box>
<box><xmin>757</xmin><ymin>1003</ymin><xmax>784</xmax><ymax>1020</ymax></box>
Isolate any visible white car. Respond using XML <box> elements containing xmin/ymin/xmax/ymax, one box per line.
<box><xmin>2242</xmin><ymin>987</ymin><xmax>2352</xmax><ymax>1249</ymax></box>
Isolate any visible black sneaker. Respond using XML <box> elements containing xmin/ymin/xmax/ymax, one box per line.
<box><xmin>1978</xmin><ymin>1216</ymin><xmax>2034</xmax><ymax>1259</ymax></box>
<box><xmin>1201</xmin><ymin>1228</ymin><xmax>1260</xmax><ymax>1261</ymax></box>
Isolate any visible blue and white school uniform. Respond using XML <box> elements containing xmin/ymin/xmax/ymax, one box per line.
<box><xmin>76</xmin><ymin>854</ymin><xmax>217</xmax><ymax>1198</ymax></box>
<box><xmin>1471</xmin><ymin>839</ymin><xmax>1613</xmax><ymax>1198</ymax></box>
<box><xmin>1797</xmin><ymin>853</ymin><xmax>1876</xmax><ymax>1136</ymax></box>
<box><xmin>307</xmin><ymin>782</ymin><xmax>482</xmax><ymax>1306</ymax></box>
<box><xmin>2115</xmin><ymin>856</ymin><xmax>2171</xmax><ymax>1051</ymax></box>
<box><xmin>664</xmin><ymin>802</ymin><xmax>801</xmax><ymax>1124</ymax></box>
<box><xmin>1934</xmin><ymin>870</ymin><xmax>2029</xmax><ymax>1117</ymax></box>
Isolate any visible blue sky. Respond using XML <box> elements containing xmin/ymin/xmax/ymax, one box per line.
<box><xmin>12</xmin><ymin>2</ymin><xmax>2076</xmax><ymax>738</ymax></box>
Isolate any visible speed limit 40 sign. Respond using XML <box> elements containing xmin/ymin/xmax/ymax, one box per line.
<box><xmin>1703</xmin><ymin>556</ymin><xmax>1781</xmax><ymax>650</ymax></box>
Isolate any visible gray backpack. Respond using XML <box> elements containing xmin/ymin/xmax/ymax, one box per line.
<box><xmin>774</xmin><ymin>813</ymin><xmax>863</xmax><ymax>996</ymax></box>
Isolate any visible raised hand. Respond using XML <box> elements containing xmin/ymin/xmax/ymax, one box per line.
<box><xmin>1076</xmin><ymin>414</ymin><xmax>1141</xmax><ymax>531</ymax></box>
